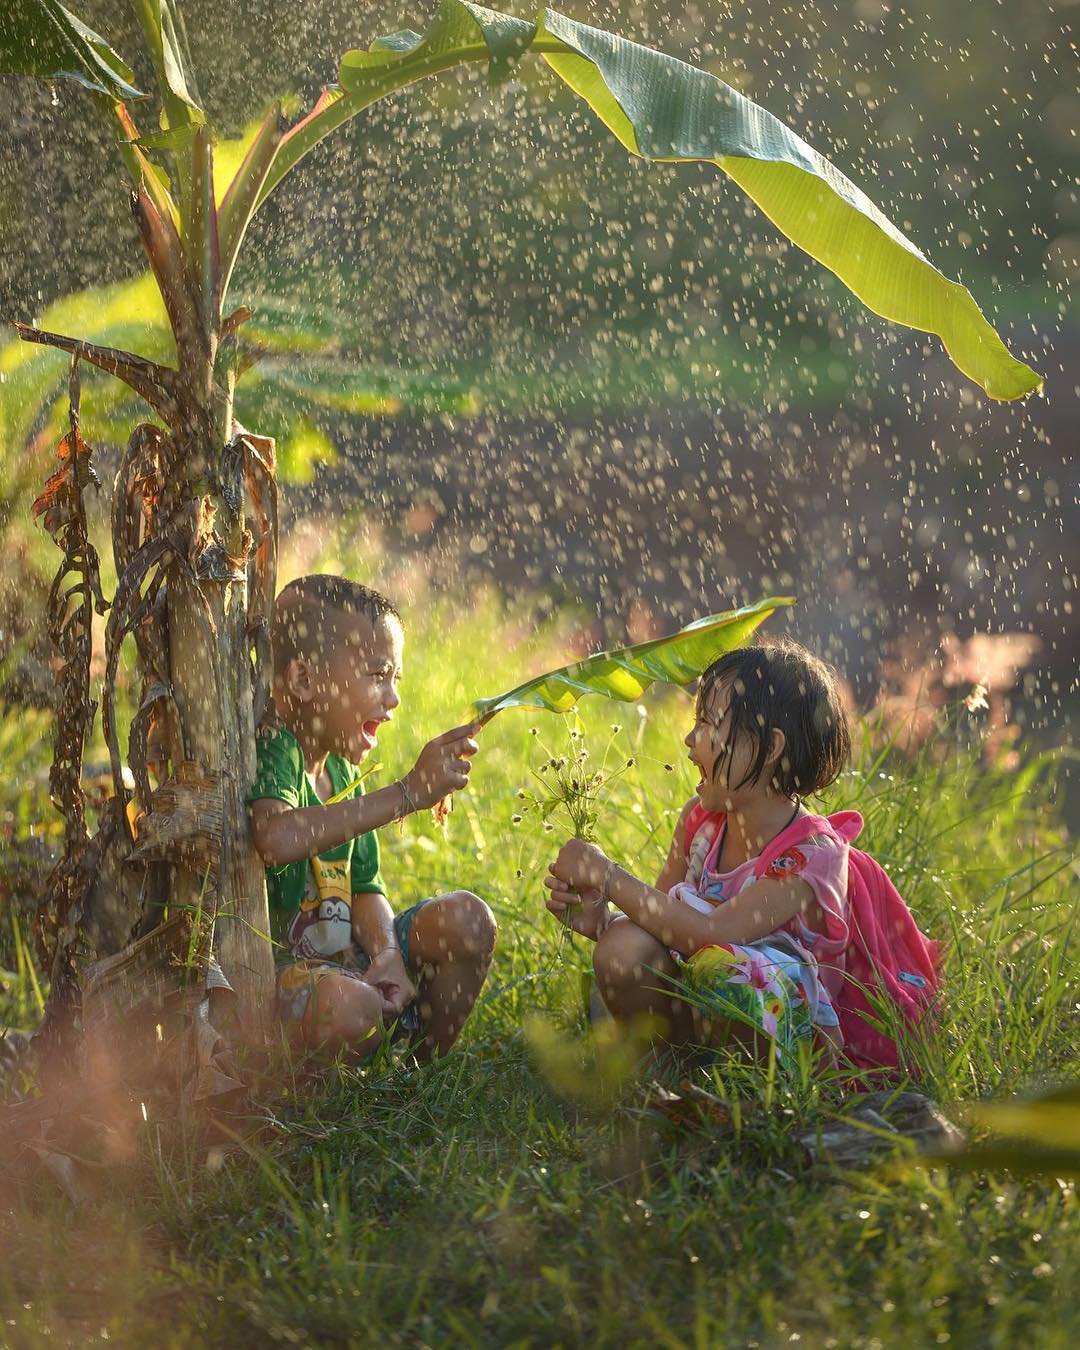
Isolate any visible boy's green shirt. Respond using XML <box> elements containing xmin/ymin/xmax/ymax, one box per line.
<box><xmin>247</xmin><ymin>724</ymin><xmax>386</xmax><ymax>951</ymax></box>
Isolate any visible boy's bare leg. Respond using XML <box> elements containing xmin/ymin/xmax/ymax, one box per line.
<box><xmin>592</xmin><ymin>918</ymin><xmax>699</xmax><ymax>1043</ymax></box>
<box><xmin>300</xmin><ymin>972</ymin><xmax>384</xmax><ymax>1058</ymax></box>
<box><xmin>407</xmin><ymin>891</ymin><xmax>497</xmax><ymax>1059</ymax></box>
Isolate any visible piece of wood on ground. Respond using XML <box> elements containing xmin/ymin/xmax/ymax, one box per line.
<box><xmin>799</xmin><ymin>1090</ymin><xmax>965</xmax><ymax>1169</ymax></box>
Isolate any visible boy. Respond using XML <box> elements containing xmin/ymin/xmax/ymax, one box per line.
<box><xmin>248</xmin><ymin>574</ymin><xmax>495</xmax><ymax>1060</ymax></box>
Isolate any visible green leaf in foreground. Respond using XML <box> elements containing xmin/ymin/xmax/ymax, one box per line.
<box><xmin>924</xmin><ymin>1083</ymin><xmax>1080</xmax><ymax>1178</ymax></box>
<box><xmin>473</xmin><ymin>596</ymin><xmax>794</xmax><ymax>721</ymax></box>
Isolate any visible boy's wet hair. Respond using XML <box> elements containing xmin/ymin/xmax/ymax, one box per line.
<box><xmin>273</xmin><ymin>574</ymin><xmax>400</xmax><ymax>670</ymax></box>
<box><xmin>697</xmin><ymin>639</ymin><xmax>850</xmax><ymax>797</ymax></box>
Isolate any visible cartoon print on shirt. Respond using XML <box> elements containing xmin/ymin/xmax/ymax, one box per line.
<box><xmin>289</xmin><ymin>855</ymin><xmax>353</xmax><ymax>959</ymax></box>
<box><xmin>764</xmin><ymin>847</ymin><xmax>808</xmax><ymax>880</ymax></box>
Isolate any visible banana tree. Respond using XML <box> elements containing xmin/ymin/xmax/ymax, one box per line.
<box><xmin>1</xmin><ymin>1</ymin><xmax>1041</xmax><ymax>1065</ymax></box>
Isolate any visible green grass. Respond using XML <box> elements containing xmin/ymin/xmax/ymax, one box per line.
<box><xmin>0</xmin><ymin>589</ymin><xmax>1077</xmax><ymax>1348</ymax></box>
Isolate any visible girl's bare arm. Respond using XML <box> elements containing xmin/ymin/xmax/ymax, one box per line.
<box><xmin>653</xmin><ymin>799</ymin><xmax>695</xmax><ymax>891</ymax></box>
<box><xmin>606</xmin><ymin>866</ymin><xmax>815</xmax><ymax>956</ymax></box>
<box><xmin>545</xmin><ymin>800</ymin><xmax>694</xmax><ymax>939</ymax></box>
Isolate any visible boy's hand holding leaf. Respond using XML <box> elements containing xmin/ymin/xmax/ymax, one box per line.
<box><xmin>404</xmin><ymin>722</ymin><xmax>481</xmax><ymax>810</ymax></box>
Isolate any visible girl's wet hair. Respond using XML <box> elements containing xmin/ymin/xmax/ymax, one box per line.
<box><xmin>697</xmin><ymin>639</ymin><xmax>850</xmax><ymax>797</ymax></box>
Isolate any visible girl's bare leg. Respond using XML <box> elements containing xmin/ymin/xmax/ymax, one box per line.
<box><xmin>592</xmin><ymin>918</ymin><xmax>698</xmax><ymax>1043</ymax></box>
<box><xmin>407</xmin><ymin>891</ymin><xmax>497</xmax><ymax>1059</ymax></box>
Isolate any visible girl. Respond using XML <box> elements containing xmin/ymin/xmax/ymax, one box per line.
<box><xmin>544</xmin><ymin>639</ymin><xmax>862</xmax><ymax>1062</ymax></box>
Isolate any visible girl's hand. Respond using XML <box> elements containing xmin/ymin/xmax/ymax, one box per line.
<box><xmin>543</xmin><ymin>878</ymin><xmax>611</xmax><ymax>941</ymax></box>
<box><xmin>548</xmin><ymin>837</ymin><xmax>610</xmax><ymax>892</ymax></box>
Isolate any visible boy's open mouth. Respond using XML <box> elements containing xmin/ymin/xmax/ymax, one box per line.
<box><xmin>358</xmin><ymin>718</ymin><xmax>383</xmax><ymax>751</ymax></box>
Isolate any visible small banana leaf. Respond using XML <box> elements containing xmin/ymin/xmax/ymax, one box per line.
<box><xmin>0</xmin><ymin>0</ymin><xmax>143</xmax><ymax>101</ymax></box>
<box><xmin>0</xmin><ymin>274</ymin><xmax>476</xmax><ymax>489</ymax></box>
<box><xmin>473</xmin><ymin>596</ymin><xmax>793</xmax><ymax>722</ymax></box>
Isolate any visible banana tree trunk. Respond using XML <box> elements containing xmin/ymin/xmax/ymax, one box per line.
<box><xmin>20</xmin><ymin>319</ymin><xmax>277</xmax><ymax>1069</ymax></box>
<box><xmin>165</xmin><ymin>366</ymin><xmax>275</xmax><ymax>1045</ymax></box>
<box><xmin>19</xmin><ymin>111</ymin><xmax>295</xmax><ymax>1063</ymax></box>
<box><xmin>166</xmin><ymin>563</ymin><xmax>274</xmax><ymax>1046</ymax></box>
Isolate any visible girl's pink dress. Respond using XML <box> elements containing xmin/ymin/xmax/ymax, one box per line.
<box><xmin>669</xmin><ymin>805</ymin><xmax>860</xmax><ymax>1056</ymax></box>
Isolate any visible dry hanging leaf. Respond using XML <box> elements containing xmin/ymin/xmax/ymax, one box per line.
<box><xmin>81</xmin><ymin>911</ymin><xmax>199</xmax><ymax>1030</ymax></box>
<box><xmin>129</xmin><ymin>761</ymin><xmax>223</xmax><ymax>884</ymax></box>
<box><xmin>31</xmin><ymin>422</ymin><xmax>101</xmax><ymax>542</ymax></box>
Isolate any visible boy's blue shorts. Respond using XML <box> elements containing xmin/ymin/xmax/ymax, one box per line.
<box><xmin>275</xmin><ymin>896</ymin><xmax>436</xmax><ymax>1039</ymax></box>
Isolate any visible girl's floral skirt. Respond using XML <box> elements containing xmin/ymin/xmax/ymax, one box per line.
<box><xmin>678</xmin><ymin>939</ymin><xmax>841</xmax><ymax>1060</ymax></box>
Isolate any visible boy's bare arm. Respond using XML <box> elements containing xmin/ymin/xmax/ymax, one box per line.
<box><xmin>250</xmin><ymin>785</ymin><xmax>410</xmax><ymax>868</ymax></box>
<box><xmin>352</xmin><ymin>890</ymin><xmax>415</xmax><ymax>1017</ymax></box>
<box><xmin>249</xmin><ymin>723</ymin><xmax>480</xmax><ymax>867</ymax></box>
<box><xmin>350</xmin><ymin>889</ymin><xmax>397</xmax><ymax>957</ymax></box>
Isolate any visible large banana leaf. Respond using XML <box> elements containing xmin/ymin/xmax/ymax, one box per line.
<box><xmin>0</xmin><ymin>0</ymin><xmax>142</xmax><ymax>100</ymax></box>
<box><xmin>473</xmin><ymin>597</ymin><xmax>793</xmax><ymax>721</ymax></box>
<box><xmin>2</xmin><ymin>2</ymin><xmax>1041</xmax><ymax>398</ymax></box>
<box><xmin>257</xmin><ymin>1</ymin><xmax>1039</xmax><ymax>402</ymax></box>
